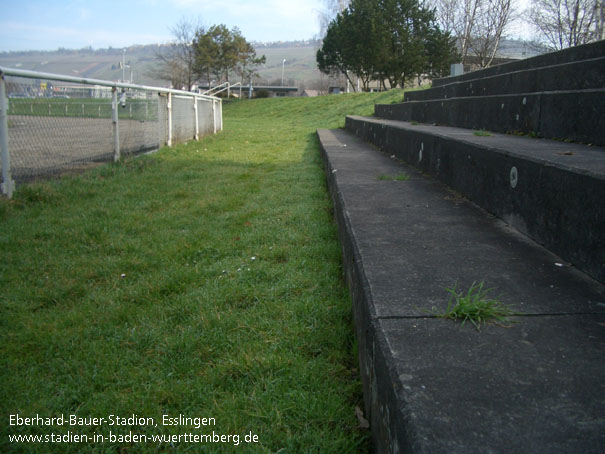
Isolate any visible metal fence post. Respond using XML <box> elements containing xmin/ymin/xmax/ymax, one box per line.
<box><xmin>0</xmin><ymin>66</ymin><xmax>221</xmax><ymax>181</ymax></box>
<box><xmin>167</xmin><ymin>92</ymin><xmax>172</xmax><ymax>147</ymax></box>
<box><xmin>212</xmin><ymin>100</ymin><xmax>217</xmax><ymax>135</ymax></box>
<box><xmin>0</xmin><ymin>74</ymin><xmax>14</xmax><ymax>198</ymax></box>
<box><xmin>112</xmin><ymin>86</ymin><xmax>120</xmax><ymax>162</ymax></box>
<box><xmin>218</xmin><ymin>101</ymin><xmax>223</xmax><ymax>132</ymax></box>
<box><xmin>194</xmin><ymin>97</ymin><xmax>199</xmax><ymax>141</ymax></box>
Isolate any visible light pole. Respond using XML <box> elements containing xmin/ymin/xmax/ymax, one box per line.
<box><xmin>281</xmin><ymin>59</ymin><xmax>286</xmax><ymax>86</ymax></box>
<box><xmin>122</xmin><ymin>49</ymin><xmax>126</xmax><ymax>83</ymax></box>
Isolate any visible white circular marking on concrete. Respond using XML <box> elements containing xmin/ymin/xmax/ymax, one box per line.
<box><xmin>510</xmin><ymin>166</ymin><xmax>519</xmax><ymax>189</ymax></box>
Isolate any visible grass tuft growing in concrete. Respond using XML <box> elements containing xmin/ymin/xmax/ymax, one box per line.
<box><xmin>442</xmin><ymin>281</ymin><xmax>517</xmax><ymax>330</ymax></box>
<box><xmin>377</xmin><ymin>173</ymin><xmax>409</xmax><ymax>181</ymax></box>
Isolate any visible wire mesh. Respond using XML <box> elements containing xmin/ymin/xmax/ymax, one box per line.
<box><xmin>4</xmin><ymin>76</ymin><xmax>115</xmax><ymax>181</ymax></box>
<box><xmin>1</xmin><ymin>72</ymin><xmax>219</xmax><ymax>188</ymax></box>
<box><xmin>197</xmin><ymin>98</ymin><xmax>215</xmax><ymax>137</ymax></box>
<box><xmin>172</xmin><ymin>95</ymin><xmax>195</xmax><ymax>143</ymax></box>
<box><xmin>117</xmin><ymin>89</ymin><xmax>160</xmax><ymax>156</ymax></box>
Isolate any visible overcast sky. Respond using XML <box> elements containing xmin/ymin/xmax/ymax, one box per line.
<box><xmin>0</xmin><ymin>0</ymin><xmax>325</xmax><ymax>52</ymax></box>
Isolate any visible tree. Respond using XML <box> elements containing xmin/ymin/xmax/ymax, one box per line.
<box><xmin>428</xmin><ymin>0</ymin><xmax>518</xmax><ymax>67</ymax></box>
<box><xmin>469</xmin><ymin>0</ymin><xmax>516</xmax><ymax>67</ymax></box>
<box><xmin>529</xmin><ymin>0</ymin><xmax>604</xmax><ymax>49</ymax></box>
<box><xmin>316</xmin><ymin>13</ymin><xmax>358</xmax><ymax>89</ymax></box>
<box><xmin>155</xmin><ymin>18</ymin><xmax>201</xmax><ymax>90</ymax></box>
<box><xmin>317</xmin><ymin>0</ymin><xmax>459</xmax><ymax>89</ymax></box>
<box><xmin>318</xmin><ymin>0</ymin><xmax>351</xmax><ymax>36</ymax></box>
<box><xmin>193</xmin><ymin>25</ymin><xmax>265</xmax><ymax>86</ymax></box>
<box><xmin>231</xmin><ymin>30</ymin><xmax>266</xmax><ymax>84</ymax></box>
<box><xmin>193</xmin><ymin>27</ymin><xmax>219</xmax><ymax>85</ymax></box>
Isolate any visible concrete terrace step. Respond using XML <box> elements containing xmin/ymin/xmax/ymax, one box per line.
<box><xmin>345</xmin><ymin>115</ymin><xmax>605</xmax><ymax>284</ymax></box>
<box><xmin>432</xmin><ymin>40</ymin><xmax>605</xmax><ymax>88</ymax></box>
<box><xmin>375</xmin><ymin>89</ymin><xmax>605</xmax><ymax>146</ymax></box>
<box><xmin>317</xmin><ymin>127</ymin><xmax>605</xmax><ymax>453</ymax></box>
<box><xmin>403</xmin><ymin>57</ymin><xmax>605</xmax><ymax>102</ymax></box>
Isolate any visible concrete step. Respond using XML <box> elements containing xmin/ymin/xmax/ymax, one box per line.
<box><xmin>375</xmin><ymin>89</ymin><xmax>605</xmax><ymax>146</ymax></box>
<box><xmin>404</xmin><ymin>57</ymin><xmax>605</xmax><ymax>102</ymax></box>
<box><xmin>432</xmin><ymin>40</ymin><xmax>605</xmax><ymax>88</ymax></box>
<box><xmin>318</xmin><ymin>127</ymin><xmax>605</xmax><ymax>453</ymax></box>
<box><xmin>345</xmin><ymin>115</ymin><xmax>605</xmax><ymax>284</ymax></box>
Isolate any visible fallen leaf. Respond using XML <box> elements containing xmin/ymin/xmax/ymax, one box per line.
<box><xmin>355</xmin><ymin>406</ymin><xmax>370</xmax><ymax>430</ymax></box>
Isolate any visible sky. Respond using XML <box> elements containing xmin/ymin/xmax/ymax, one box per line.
<box><xmin>0</xmin><ymin>0</ymin><xmax>325</xmax><ymax>52</ymax></box>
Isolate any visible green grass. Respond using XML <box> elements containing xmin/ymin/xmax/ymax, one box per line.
<box><xmin>377</xmin><ymin>173</ymin><xmax>409</xmax><ymax>181</ymax></box>
<box><xmin>473</xmin><ymin>129</ymin><xmax>492</xmax><ymax>137</ymax></box>
<box><xmin>442</xmin><ymin>282</ymin><xmax>517</xmax><ymax>330</ymax></box>
<box><xmin>0</xmin><ymin>90</ymin><xmax>403</xmax><ymax>453</ymax></box>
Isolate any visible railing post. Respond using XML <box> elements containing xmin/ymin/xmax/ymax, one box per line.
<box><xmin>0</xmin><ymin>74</ymin><xmax>14</xmax><ymax>198</ymax></box>
<box><xmin>219</xmin><ymin>100</ymin><xmax>223</xmax><ymax>131</ymax></box>
<box><xmin>194</xmin><ymin>96</ymin><xmax>199</xmax><ymax>141</ymax></box>
<box><xmin>167</xmin><ymin>92</ymin><xmax>172</xmax><ymax>147</ymax></box>
<box><xmin>212</xmin><ymin>100</ymin><xmax>216</xmax><ymax>135</ymax></box>
<box><xmin>112</xmin><ymin>86</ymin><xmax>120</xmax><ymax>162</ymax></box>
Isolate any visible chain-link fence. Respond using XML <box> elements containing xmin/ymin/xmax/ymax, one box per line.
<box><xmin>0</xmin><ymin>66</ymin><xmax>222</xmax><ymax>197</ymax></box>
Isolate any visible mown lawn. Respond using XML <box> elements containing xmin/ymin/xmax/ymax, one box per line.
<box><xmin>0</xmin><ymin>90</ymin><xmax>403</xmax><ymax>453</ymax></box>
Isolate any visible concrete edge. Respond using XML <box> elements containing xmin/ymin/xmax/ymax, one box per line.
<box><xmin>375</xmin><ymin>90</ymin><xmax>605</xmax><ymax>146</ymax></box>
<box><xmin>405</xmin><ymin>58</ymin><xmax>605</xmax><ymax>102</ymax></box>
<box><xmin>432</xmin><ymin>40</ymin><xmax>605</xmax><ymax>87</ymax></box>
<box><xmin>317</xmin><ymin>129</ymin><xmax>419</xmax><ymax>452</ymax></box>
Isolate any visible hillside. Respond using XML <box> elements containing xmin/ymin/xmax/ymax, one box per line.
<box><xmin>0</xmin><ymin>39</ymin><xmax>547</xmax><ymax>89</ymax></box>
<box><xmin>0</xmin><ymin>42</ymin><xmax>322</xmax><ymax>88</ymax></box>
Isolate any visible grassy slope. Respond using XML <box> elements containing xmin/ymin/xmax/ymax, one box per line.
<box><xmin>0</xmin><ymin>90</ymin><xmax>403</xmax><ymax>453</ymax></box>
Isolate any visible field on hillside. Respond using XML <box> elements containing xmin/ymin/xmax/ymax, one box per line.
<box><xmin>0</xmin><ymin>44</ymin><xmax>322</xmax><ymax>88</ymax></box>
<box><xmin>255</xmin><ymin>46</ymin><xmax>321</xmax><ymax>84</ymax></box>
<box><xmin>0</xmin><ymin>90</ymin><xmax>403</xmax><ymax>453</ymax></box>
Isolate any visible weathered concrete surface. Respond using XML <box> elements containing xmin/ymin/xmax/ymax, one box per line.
<box><xmin>318</xmin><ymin>127</ymin><xmax>605</xmax><ymax>453</ymax></box>
<box><xmin>382</xmin><ymin>42</ymin><xmax>605</xmax><ymax>145</ymax></box>
<box><xmin>432</xmin><ymin>40</ymin><xmax>605</xmax><ymax>88</ymax></box>
<box><xmin>375</xmin><ymin>90</ymin><xmax>605</xmax><ymax>146</ymax></box>
<box><xmin>345</xmin><ymin>115</ymin><xmax>605</xmax><ymax>284</ymax></box>
<box><xmin>404</xmin><ymin>57</ymin><xmax>605</xmax><ymax>102</ymax></box>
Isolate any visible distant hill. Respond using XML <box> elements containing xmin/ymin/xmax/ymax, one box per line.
<box><xmin>0</xmin><ymin>45</ymin><xmax>168</xmax><ymax>87</ymax></box>
<box><xmin>0</xmin><ymin>39</ymin><xmax>547</xmax><ymax>89</ymax></box>
<box><xmin>0</xmin><ymin>41</ymin><xmax>323</xmax><ymax>88</ymax></box>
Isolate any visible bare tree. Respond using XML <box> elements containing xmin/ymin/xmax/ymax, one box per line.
<box><xmin>529</xmin><ymin>0</ymin><xmax>604</xmax><ymax>49</ymax></box>
<box><xmin>318</xmin><ymin>0</ymin><xmax>350</xmax><ymax>36</ymax></box>
<box><xmin>429</xmin><ymin>0</ymin><xmax>482</xmax><ymax>60</ymax></box>
<box><xmin>429</xmin><ymin>0</ymin><xmax>518</xmax><ymax>67</ymax></box>
<box><xmin>155</xmin><ymin>18</ymin><xmax>203</xmax><ymax>90</ymax></box>
<box><xmin>469</xmin><ymin>0</ymin><xmax>517</xmax><ymax>67</ymax></box>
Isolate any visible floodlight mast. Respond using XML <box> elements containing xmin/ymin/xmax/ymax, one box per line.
<box><xmin>281</xmin><ymin>59</ymin><xmax>286</xmax><ymax>86</ymax></box>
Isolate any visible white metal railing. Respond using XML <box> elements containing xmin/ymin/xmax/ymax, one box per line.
<box><xmin>201</xmin><ymin>82</ymin><xmax>242</xmax><ymax>98</ymax></box>
<box><xmin>0</xmin><ymin>66</ymin><xmax>223</xmax><ymax>198</ymax></box>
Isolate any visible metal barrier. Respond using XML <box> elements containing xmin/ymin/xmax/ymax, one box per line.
<box><xmin>0</xmin><ymin>66</ymin><xmax>222</xmax><ymax>198</ymax></box>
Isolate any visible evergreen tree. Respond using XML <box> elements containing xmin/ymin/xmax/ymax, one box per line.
<box><xmin>317</xmin><ymin>0</ymin><xmax>459</xmax><ymax>89</ymax></box>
